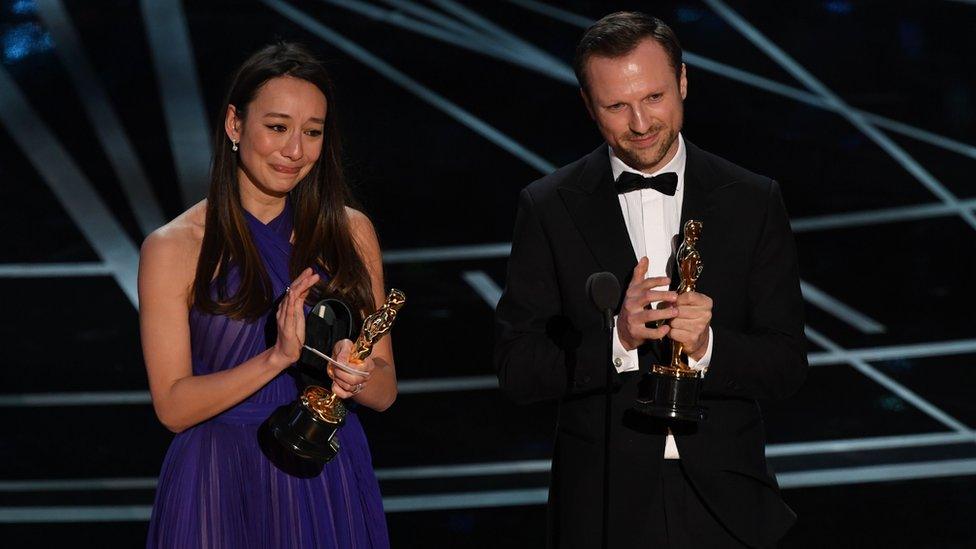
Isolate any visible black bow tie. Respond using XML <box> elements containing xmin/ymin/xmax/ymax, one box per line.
<box><xmin>615</xmin><ymin>171</ymin><xmax>678</xmax><ymax>196</ymax></box>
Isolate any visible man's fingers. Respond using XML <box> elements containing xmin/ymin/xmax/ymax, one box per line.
<box><xmin>673</xmin><ymin>308</ymin><xmax>710</xmax><ymax>322</ymax></box>
<box><xmin>668</xmin><ymin>328</ymin><xmax>699</xmax><ymax>346</ymax></box>
<box><xmin>669</xmin><ymin>318</ymin><xmax>707</xmax><ymax>332</ymax></box>
<box><xmin>642</xmin><ymin>275</ymin><xmax>671</xmax><ymax>288</ymax></box>
<box><xmin>623</xmin><ymin>322</ymin><xmax>670</xmax><ymax>342</ymax></box>
<box><xmin>676</xmin><ymin>291</ymin><xmax>712</xmax><ymax>307</ymax></box>
<box><xmin>627</xmin><ymin>282</ymin><xmax>674</xmax><ymax>299</ymax></box>
<box><xmin>624</xmin><ymin>291</ymin><xmax>677</xmax><ymax>314</ymax></box>
<box><xmin>646</xmin><ymin>289</ymin><xmax>677</xmax><ymax>303</ymax></box>
<box><xmin>632</xmin><ymin>307</ymin><xmax>678</xmax><ymax>325</ymax></box>
<box><xmin>631</xmin><ymin>324</ymin><xmax>670</xmax><ymax>341</ymax></box>
<box><xmin>631</xmin><ymin>256</ymin><xmax>649</xmax><ymax>284</ymax></box>
<box><xmin>628</xmin><ymin>276</ymin><xmax>671</xmax><ymax>295</ymax></box>
<box><xmin>626</xmin><ymin>284</ymin><xmax>675</xmax><ymax>302</ymax></box>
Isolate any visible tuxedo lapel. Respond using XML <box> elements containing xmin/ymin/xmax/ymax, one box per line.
<box><xmin>558</xmin><ymin>145</ymin><xmax>637</xmax><ymax>287</ymax></box>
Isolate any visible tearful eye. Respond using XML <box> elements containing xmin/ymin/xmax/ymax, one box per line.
<box><xmin>305</xmin><ymin>129</ymin><xmax>323</xmax><ymax>137</ymax></box>
<box><xmin>266</xmin><ymin>124</ymin><xmax>287</xmax><ymax>132</ymax></box>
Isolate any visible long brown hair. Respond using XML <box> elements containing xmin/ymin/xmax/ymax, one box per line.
<box><xmin>193</xmin><ymin>42</ymin><xmax>374</xmax><ymax>321</ymax></box>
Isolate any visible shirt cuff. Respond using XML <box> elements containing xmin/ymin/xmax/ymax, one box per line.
<box><xmin>612</xmin><ymin>316</ymin><xmax>640</xmax><ymax>373</ymax></box>
<box><xmin>687</xmin><ymin>327</ymin><xmax>713</xmax><ymax>373</ymax></box>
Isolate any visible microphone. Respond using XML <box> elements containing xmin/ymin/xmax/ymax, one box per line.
<box><xmin>587</xmin><ymin>272</ymin><xmax>620</xmax><ymax>330</ymax></box>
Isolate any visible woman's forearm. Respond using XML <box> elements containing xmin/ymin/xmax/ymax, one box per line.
<box><xmin>350</xmin><ymin>357</ymin><xmax>397</xmax><ymax>412</ymax></box>
<box><xmin>153</xmin><ymin>348</ymin><xmax>290</xmax><ymax>433</ymax></box>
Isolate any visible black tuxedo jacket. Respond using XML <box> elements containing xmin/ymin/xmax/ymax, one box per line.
<box><xmin>494</xmin><ymin>141</ymin><xmax>808</xmax><ymax>548</ymax></box>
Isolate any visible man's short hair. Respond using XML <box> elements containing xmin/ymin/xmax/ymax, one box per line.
<box><xmin>573</xmin><ymin>12</ymin><xmax>683</xmax><ymax>93</ymax></box>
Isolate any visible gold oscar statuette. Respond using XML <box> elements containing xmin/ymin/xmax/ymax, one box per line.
<box><xmin>301</xmin><ymin>289</ymin><xmax>407</xmax><ymax>424</ymax></box>
<box><xmin>651</xmin><ymin>219</ymin><xmax>704</xmax><ymax>378</ymax></box>
<box><xmin>635</xmin><ymin>219</ymin><xmax>708</xmax><ymax>422</ymax></box>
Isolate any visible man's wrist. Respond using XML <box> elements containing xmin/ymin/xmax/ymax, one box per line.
<box><xmin>612</xmin><ymin>318</ymin><xmax>641</xmax><ymax>373</ymax></box>
<box><xmin>686</xmin><ymin>332</ymin><xmax>709</xmax><ymax>360</ymax></box>
<box><xmin>619</xmin><ymin>332</ymin><xmax>638</xmax><ymax>351</ymax></box>
<box><xmin>614</xmin><ymin>311</ymin><xmax>639</xmax><ymax>350</ymax></box>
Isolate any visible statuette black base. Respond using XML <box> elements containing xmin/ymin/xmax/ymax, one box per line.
<box><xmin>633</xmin><ymin>368</ymin><xmax>707</xmax><ymax>422</ymax></box>
<box><xmin>268</xmin><ymin>400</ymin><xmax>342</xmax><ymax>463</ymax></box>
<box><xmin>265</xmin><ymin>298</ymin><xmax>354</xmax><ymax>463</ymax></box>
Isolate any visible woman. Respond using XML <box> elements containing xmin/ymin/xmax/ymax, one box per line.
<box><xmin>140</xmin><ymin>43</ymin><xmax>395</xmax><ymax>547</ymax></box>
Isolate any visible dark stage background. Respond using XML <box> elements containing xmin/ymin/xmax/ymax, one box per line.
<box><xmin>1</xmin><ymin>0</ymin><xmax>975</xmax><ymax>547</ymax></box>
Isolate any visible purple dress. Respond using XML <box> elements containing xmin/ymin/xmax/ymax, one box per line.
<box><xmin>147</xmin><ymin>202</ymin><xmax>389</xmax><ymax>548</ymax></box>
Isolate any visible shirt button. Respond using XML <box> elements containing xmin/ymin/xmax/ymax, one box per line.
<box><xmin>614</xmin><ymin>357</ymin><xmax>623</xmax><ymax>367</ymax></box>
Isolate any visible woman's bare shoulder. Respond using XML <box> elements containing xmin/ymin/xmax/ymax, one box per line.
<box><xmin>344</xmin><ymin>205</ymin><xmax>375</xmax><ymax>235</ymax></box>
<box><xmin>141</xmin><ymin>201</ymin><xmax>207</xmax><ymax>278</ymax></box>
<box><xmin>344</xmin><ymin>206</ymin><xmax>383</xmax><ymax>271</ymax></box>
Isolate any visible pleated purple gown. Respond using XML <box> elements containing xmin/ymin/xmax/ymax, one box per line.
<box><xmin>147</xmin><ymin>202</ymin><xmax>389</xmax><ymax>548</ymax></box>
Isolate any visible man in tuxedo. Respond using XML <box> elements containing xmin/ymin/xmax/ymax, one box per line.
<box><xmin>494</xmin><ymin>12</ymin><xmax>807</xmax><ymax>549</ymax></box>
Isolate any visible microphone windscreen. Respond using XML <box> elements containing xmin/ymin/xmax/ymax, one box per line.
<box><xmin>586</xmin><ymin>272</ymin><xmax>620</xmax><ymax>313</ymax></box>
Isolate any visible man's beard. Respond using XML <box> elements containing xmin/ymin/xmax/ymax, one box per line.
<box><xmin>617</xmin><ymin>126</ymin><xmax>679</xmax><ymax>173</ymax></box>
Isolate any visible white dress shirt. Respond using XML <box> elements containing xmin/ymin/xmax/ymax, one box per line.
<box><xmin>609</xmin><ymin>133</ymin><xmax>714</xmax><ymax>459</ymax></box>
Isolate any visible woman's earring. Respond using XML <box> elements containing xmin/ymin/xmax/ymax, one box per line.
<box><xmin>232</xmin><ymin>140</ymin><xmax>239</xmax><ymax>152</ymax></box>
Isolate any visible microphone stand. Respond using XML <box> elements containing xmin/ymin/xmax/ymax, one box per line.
<box><xmin>602</xmin><ymin>308</ymin><xmax>614</xmax><ymax>549</ymax></box>
<box><xmin>587</xmin><ymin>271</ymin><xmax>621</xmax><ymax>549</ymax></box>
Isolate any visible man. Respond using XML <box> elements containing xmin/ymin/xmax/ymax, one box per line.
<box><xmin>494</xmin><ymin>12</ymin><xmax>807</xmax><ymax>549</ymax></box>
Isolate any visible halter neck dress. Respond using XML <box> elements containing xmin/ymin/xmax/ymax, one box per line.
<box><xmin>146</xmin><ymin>201</ymin><xmax>389</xmax><ymax>548</ymax></box>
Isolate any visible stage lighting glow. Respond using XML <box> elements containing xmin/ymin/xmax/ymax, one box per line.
<box><xmin>824</xmin><ymin>1</ymin><xmax>853</xmax><ymax>15</ymax></box>
<box><xmin>1</xmin><ymin>22</ymin><xmax>52</xmax><ymax>63</ymax></box>
<box><xmin>11</xmin><ymin>0</ymin><xmax>35</xmax><ymax>16</ymax></box>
